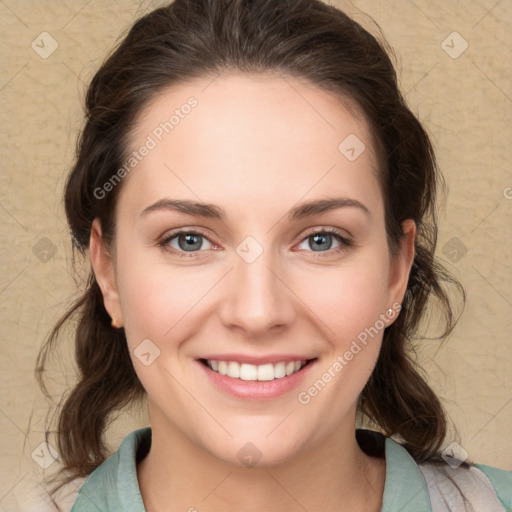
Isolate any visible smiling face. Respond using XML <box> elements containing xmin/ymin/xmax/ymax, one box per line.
<box><xmin>90</xmin><ymin>71</ymin><xmax>415</xmax><ymax>468</ymax></box>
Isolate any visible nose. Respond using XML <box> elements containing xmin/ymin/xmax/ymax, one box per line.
<box><xmin>217</xmin><ymin>245</ymin><xmax>296</xmax><ymax>339</ymax></box>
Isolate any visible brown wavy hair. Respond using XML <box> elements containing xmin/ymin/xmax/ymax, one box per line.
<box><xmin>35</xmin><ymin>0</ymin><xmax>465</xmax><ymax>507</ymax></box>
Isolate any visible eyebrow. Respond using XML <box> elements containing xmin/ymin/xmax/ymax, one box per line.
<box><xmin>139</xmin><ymin>197</ymin><xmax>371</xmax><ymax>221</ymax></box>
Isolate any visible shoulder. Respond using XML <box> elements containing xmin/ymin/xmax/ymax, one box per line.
<box><xmin>418</xmin><ymin>460</ymin><xmax>512</xmax><ymax>512</ymax></box>
<box><xmin>378</xmin><ymin>433</ymin><xmax>512</xmax><ymax>512</ymax></box>
<box><xmin>69</xmin><ymin>426</ymin><xmax>150</xmax><ymax>512</ymax></box>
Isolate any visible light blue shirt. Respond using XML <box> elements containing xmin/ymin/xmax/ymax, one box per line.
<box><xmin>70</xmin><ymin>427</ymin><xmax>511</xmax><ymax>511</ymax></box>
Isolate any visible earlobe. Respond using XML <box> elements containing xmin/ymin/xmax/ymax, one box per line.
<box><xmin>89</xmin><ymin>218</ymin><xmax>123</xmax><ymax>327</ymax></box>
<box><xmin>388</xmin><ymin>219</ymin><xmax>416</xmax><ymax>307</ymax></box>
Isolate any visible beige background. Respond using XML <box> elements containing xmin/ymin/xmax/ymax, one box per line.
<box><xmin>0</xmin><ymin>0</ymin><xmax>511</xmax><ymax>510</ymax></box>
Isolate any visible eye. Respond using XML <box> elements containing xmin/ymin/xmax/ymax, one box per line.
<box><xmin>159</xmin><ymin>229</ymin><xmax>216</xmax><ymax>257</ymax></box>
<box><xmin>158</xmin><ymin>227</ymin><xmax>353</xmax><ymax>258</ymax></box>
<box><xmin>296</xmin><ymin>228</ymin><xmax>353</xmax><ymax>256</ymax></box>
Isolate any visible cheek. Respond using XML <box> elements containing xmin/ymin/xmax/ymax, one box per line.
<box><xmin>114</xmin><ymin>243</ymin><xmax>213</xmax><ymax>345</ymax></box>
<box><xmin>293</xmin><ymin>262</ymin><xmax>390</xmax><ymax>427</ymax></box>
<box><xmin>291</xmin><ymin>253</ymin><xmax>391</xmax><ymax>345</ymax></box>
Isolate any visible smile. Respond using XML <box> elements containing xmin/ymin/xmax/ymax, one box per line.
<box><xmin>197</xmin><ymin>354</ymin><xmax>318</xmax><ymax>400</ymax></box>
<box><xmin>201</xmin><ymin>359</ymin><xmax>310</xmax><ymax>381</ymax></box>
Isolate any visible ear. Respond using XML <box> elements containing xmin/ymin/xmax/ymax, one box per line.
<box><xmin>89</xmin><ymin>218</ymin><xmax>123</xmax><ymax>327</ymax></box>
<box><xmin>387</xmin><ymin>219</ymin><xmax>416</xmax><ymax>308</ymax></box>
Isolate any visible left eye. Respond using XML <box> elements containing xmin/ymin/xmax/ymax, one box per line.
<box><xmin>297</xmin><ymin>230</ymin><xmax>347</xmax><ymax>252</ymax></box>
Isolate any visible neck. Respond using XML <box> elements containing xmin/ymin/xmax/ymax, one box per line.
<box><xmin>137</xmin><ymin>407</ymin><xmax>385</xmax><ymax>512</ymax></box>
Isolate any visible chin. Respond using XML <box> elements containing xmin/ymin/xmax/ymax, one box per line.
<box><xmin>204</xmin><ymin>428</ymin><xmax>310</xmax><ymax>469</ymax></box>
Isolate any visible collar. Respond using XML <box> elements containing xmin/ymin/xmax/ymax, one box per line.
<box><xmin>381</xmin><ymin>434</ymin><xmax>432</xmax><ymax>511</ymax></box>
<box><xmin>73</xmin><ymin>426</ymin><xmax>433</xmax><ymax>511</ymax></box>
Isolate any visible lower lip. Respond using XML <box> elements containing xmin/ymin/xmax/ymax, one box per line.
<box><xmin>196</xmin><ymin>359</ymin><xmax>317</xmax><ymax>400</ymax></box>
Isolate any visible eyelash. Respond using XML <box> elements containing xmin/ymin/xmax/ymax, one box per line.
<box><xmin>158</xmin><ymin>227</ymin><xmax>353</xmax><ymax>259</ymax></box>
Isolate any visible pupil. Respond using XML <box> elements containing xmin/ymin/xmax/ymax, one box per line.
<box><xmin>179</xmin><ymin>233</ymin><xmax>201</xmax><ymax>251</ymax></box>
<box><xmin>312</xmin><ymin>233</ymin><xmax>332</xmax><ymax>251</ymax></box>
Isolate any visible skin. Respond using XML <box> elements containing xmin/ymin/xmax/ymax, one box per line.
<box><xmin>90</xmin><ymin>71</ymin><xmax>416</xmax><ymax>512</ymax></box>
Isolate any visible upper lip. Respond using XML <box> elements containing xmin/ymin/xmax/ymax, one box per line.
<box><xmin>198</xmin><ymin>354</ymin><xmax>317</xmax><ymax>365</ymax></box>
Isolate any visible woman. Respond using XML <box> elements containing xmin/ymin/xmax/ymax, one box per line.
<box><xmin>36</xmin><ymin>0</ymin><xmax>511</xmax><ymax>510</ymax></box>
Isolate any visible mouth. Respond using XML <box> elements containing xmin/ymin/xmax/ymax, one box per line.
<box><xmin>196</xmin><ymin>352</ymin><xmax>319</xmax><ymax>400</ymax></box>
<box><xmin>199</xmin><ymin>358</ymin><xmax>317</xmax><ymax>381</ymax></box>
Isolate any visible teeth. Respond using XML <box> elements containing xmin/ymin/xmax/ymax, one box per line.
<box><xmin>257</xmin><ymin>363</ymin><xmax>274</xmax><ymax>381</ymax></box>
<box><xmin>228</xmin><ymin>361</ymin><xmax>240</xmax><ymax>378</ymax></box>
<box><xmin>274</xmin><ymin>362</ymin><xmax>286</xmax><ymax>379</ymax></box>
<box><xmin>218</xmin><ymin>361</ymin><xmax>227</xmax><ymax>375</ymax></box>
<box><xmin>205</xmin><ymin>359</ymin><xmax>307</xmax><ymax>381</ymax></box>
<box><xmin>240</xmin><ymin>363</ymin><xmax>258</xmax><ymax>381</ymax></box>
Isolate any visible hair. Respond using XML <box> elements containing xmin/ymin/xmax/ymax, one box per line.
<box><xmin>35</xmin><ymin>0</ymin><xmax>465</xmax><ymax>507</ymax></box>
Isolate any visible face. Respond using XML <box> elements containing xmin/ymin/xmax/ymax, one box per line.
<box><xmin>91</xmin><ymin>72</ymin><xmax>415</xmax><ymax>467</ymax></box>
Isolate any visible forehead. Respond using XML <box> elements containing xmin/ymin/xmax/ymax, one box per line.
<box><xmin>120</xmin><ymin>71</ymin><xmax>383</xmax><ymax>221</ymax></box>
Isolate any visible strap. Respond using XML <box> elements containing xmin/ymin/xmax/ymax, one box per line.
<box><xmin>474</xmin><ymin>463</ymin><xmax>512</xmax><ymax>511</ymax></box>
<box><xmin>418</xmin><ymin>462</ymin><xmax>507</xmax><ymax>511</ymax></box>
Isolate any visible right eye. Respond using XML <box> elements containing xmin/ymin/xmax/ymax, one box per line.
<box><xmin>159</xmin><ymin>229</ymin><xmax>217</xmax><ymax>257</ymax></box>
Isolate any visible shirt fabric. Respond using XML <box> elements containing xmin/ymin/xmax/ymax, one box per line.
<box><xmin>69</xmin><ymin>426</ymin><xmax>512</xmax><ymax>512</ymax></box>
